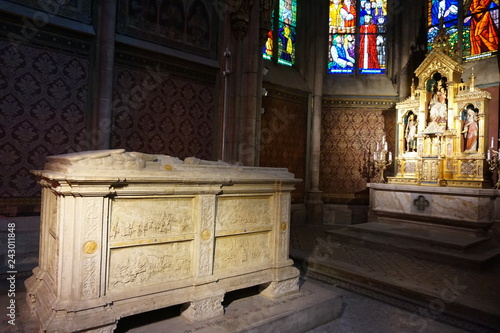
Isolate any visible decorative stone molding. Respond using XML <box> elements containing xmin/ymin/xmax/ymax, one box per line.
<box><xmin>230</xmin><ymin>0</ymin><xmax>255</xmax><ymax>39</ymax></box>
<box><xmin>323</xmin><ymin>97</ymin><xmax>396</xmax><ymax>109</ymax></box>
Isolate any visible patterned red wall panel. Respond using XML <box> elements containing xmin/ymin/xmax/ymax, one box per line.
<box><xmin>259</xmin><ymin>92</ymin><xmax>308</xmax><ymax>203</ymax></box>
<box><xmin>111</xmin><ymin>66</ymin><xmax>216</xmax><ymax>161</ymax></box>
<box><xmin>0</xmin><ymin>42</ymin><xmax>89</xmax><ymax>198</ymax></box>
<box><xmin>320</xmin><ymin>107</ymin><xmax>395</xmax><ymax>204</ymax></box>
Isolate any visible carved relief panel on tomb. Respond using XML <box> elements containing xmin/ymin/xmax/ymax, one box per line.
<box><xmin>110</xmin><ymin>197</ymin><xmax>194</xmax><ymax>242</ymax></box>
<box><xmin>108</xmin><ymin>242</ymin><xmax>193</xmax><ymax>292</ymax></box>
<box><xmin>107</xmin><ymin>197</ymin><xmax>196</xmax><ymax>292</ymax></box>
<box><xmin>214</xmin><ymin>195</ymin><xmax>274</xmax><ymax>273</ymax></box>
<box><xmin>213</xmin><ymin>233</ymin><xmax>272</xmax><ymax>273</ymax></box>
<box><xmin>81</xmin><ymin>198</ymin><xmax>105</xmax><ymax>299</ymax></box>
<box><xmin>215</xmin><ymin>196</ymin><xmax>273</xmax><ymax>233</ymax></box>
<box><xmin>197</xmin><ymin>195</ymin><xmax>216</xmax><ymax>277</ymax></box>
<box><xmin>279</xmin><ymin>193</ymin><xmax>291</xmax><ymax>261</ymax></box>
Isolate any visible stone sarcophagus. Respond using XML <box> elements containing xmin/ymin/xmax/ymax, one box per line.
<box><xmin>26</xmin><ymin>149</ymin><xmax>301</xmax><ymax>332</ymax></box>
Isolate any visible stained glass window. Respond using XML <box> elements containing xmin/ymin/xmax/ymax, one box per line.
<box><xmin>263</xmin><ymin>0</ymin><xmax>297</xmax><ymax>66</ymax></box>
<box><xmin>327</xmin><ymin>0</ymin><xmax>386</xmax><ymax>74</ymax></box>
<box><xmin>427</xmin><ymin>0</ymin><xmax>498</xmax><ymax>61</ymax></box>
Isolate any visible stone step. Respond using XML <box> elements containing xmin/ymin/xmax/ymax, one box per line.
<box><xmin>125</xmin><ymin>280</ymin><xmax>343</xmax><ymax>333</ymax></box>
<box><xmin>326</xmin><ymin>223</ymin><xmax>500</xmax><ymax>269</ymax></box>
<box><xmin>345</xmin><ymin>221</ymin><xmax>490</xmax><ymax>250</ymax></box>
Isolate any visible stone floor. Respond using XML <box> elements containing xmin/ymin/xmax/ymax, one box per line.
<box><xmin>1</xmin><ymin>216</ymin><xmax>500</xmax><ymax>332</ymax></box>
<box><xmin>305</xmin><ymin>279</ymin><xmax>479</xmax><ymax>333</ymax></box>
<box><xmin>290</xmin><ymin>224</ymin><xmax>500</xmax><ymax>333</ymax></box>
<box><xmin>0</xmin><ymin>273</ymin><xmax>489</xmax><ymax>333</ymax></box>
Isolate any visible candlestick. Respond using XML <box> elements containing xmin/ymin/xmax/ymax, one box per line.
<box><xmin>491</xmin><ymin>137</ymin><xmax>494</xmax><ymax>149</ymax></box>
<box><xmin>373</xmin><ymin>150</ymin><xmax>391</xmax><ymax>183</ymax></box>
<box><xmin>486</xmin><ymin>148</ymin><xmax>500</xmax><ymax>189</ymax></box>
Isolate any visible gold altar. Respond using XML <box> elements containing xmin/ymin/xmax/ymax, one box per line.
<box><xmin>389</xmin><ymin>49</ymin><xmax>493</xmax><ymax>188</ymax></box>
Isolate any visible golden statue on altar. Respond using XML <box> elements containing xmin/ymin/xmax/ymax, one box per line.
<box><xmin>389</xmin><ymin>41</ymin><xmax>492</xmax><ymax>188</ymax></box>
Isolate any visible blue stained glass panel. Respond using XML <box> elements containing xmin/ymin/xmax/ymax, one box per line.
<box><xmin>429</xmin><ymin>0</ymin><xmax>459</xmax><ymax>27</ymax></box>
<box><xmin>278</xmin><ymin>22</ymin><xmax>296</xmax><ymax>66</ymax></box>
<box><xmin>264</xmin><ymin>0</ymin><xmax>297</xmax><ymax>65</ymax></box>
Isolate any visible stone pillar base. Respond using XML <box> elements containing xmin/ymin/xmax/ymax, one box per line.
<box><xmin>259</xmin><ymin>277</ymin><xmax>300</xmax><ymax>299</ymax></box>
<box><xmin>181</xmin><ymin>290</ymin><xmax>225</xmax><ymax>323</ymax></box>
<box><xmin>259</xmin><ymin>265</ymin><xmax>300</xmax><ymax>299</ymax></box>
<box><xmin>24</xmin><ymin>271</ymin><xmax>119</xmax><ymax>333</ymax></box>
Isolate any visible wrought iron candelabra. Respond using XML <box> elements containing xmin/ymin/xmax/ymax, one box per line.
<box><xmin>486</xmin><ymin>138</ymin><xmax>500</xmax><ymax>189</ymax></box>
<box><xmin>373</xmin><ymin>135</ymin><xmax>392</xmax><ymax>183</ymax></box>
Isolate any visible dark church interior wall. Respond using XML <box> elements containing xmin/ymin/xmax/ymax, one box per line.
<box><xmin>259</xmin><ymin>85</ymin><xmax>308</xmax><ymax>203</ymax></box>
<box><xmin>0</xmin><ymin>1</ymin><xmax>94</xmax><ymax>214</ymax></box>
<box><xmin>110</xmin><ymin>0</ymin><xmax>220</xmax><ymax>160</ymax></box>
<box><xmin>0</xmin><ymin>0</ymin><xmax>221</xmax><ymax>215</ymax></box>
<box><xmin>111</xmin><ymin>49</ymin><xmax>218</xmax><ymax>160</ymax></box>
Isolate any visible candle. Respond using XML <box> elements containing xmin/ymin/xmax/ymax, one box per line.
<box><xmin>384</xmin><ymin>142</ymin><xmax>388</xmax><ymax>151</ymax></box>
<box><xmin>388</xmin><ymin>152</ymin><xmax>392</xmax><ymax>161</ymax></box>
<box><xmin>376</xmin><ymin>142</ymin><xmax>379</xmax><ymax>151</ymax></box>
<box><xmin>487</xmin><ymin>149</ymin><xmax>491</xmax><ymax>160</ymax></box>
<box><xmin>491</xmin><ymin>137</ymin><xmax>494</xmax><ymax>148</ymax></box>
<box><xmin>374</xmin><ymin>152</ymin><xmax>377</xmax><ymax>161</ymax></box>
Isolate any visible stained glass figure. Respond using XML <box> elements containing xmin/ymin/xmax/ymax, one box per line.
<box><xmin>263</xmin><ymin>0</ymin><xmax>297</xmax><ymax>66</ymax></box>
<box><xmin>328</xmin><ymin>0</ymin><xmax>386</xmax><ymax>74</ymax></box>
<box><xmin>464</xmin><ymin>0</ymin><xmax>499</xmax><ymax>59</ymax></box>
<box><xmin>427</xmin><ymin>0</ymin><xmax>498</xmax><ymax>61</ymax></box>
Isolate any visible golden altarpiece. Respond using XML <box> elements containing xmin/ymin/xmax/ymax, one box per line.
<box><xmin>388</xmin><ymin>49</ymin><xmax>492</xmax><ymax>188</ymax></box>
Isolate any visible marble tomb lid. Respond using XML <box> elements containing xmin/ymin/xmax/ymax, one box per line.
<box><xmin>32</xmin><ymin>149</ymin><xmax>300</xmax><ymax>183</ymax></box>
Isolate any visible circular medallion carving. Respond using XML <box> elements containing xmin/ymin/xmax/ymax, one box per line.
<box><xmin>281</xmin><ymin>222</ymin><xmax>287</xmax><ymax>231</ymax></box>
<box><xmin>201</xmin><ymin>229</ymin><xmax>211</xmax><ymax>240</ymax></box>
<box><xmin>164</xmin><ymin>164</ymin><xmax>173</xmax><ymax>171</ymax></box>
<box><xmin>83</xmin><ymin>241</ymin><xmax>98</xmax><ymax>254</ymax></box>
